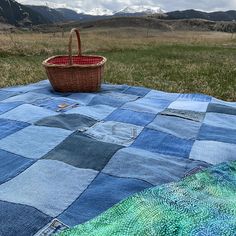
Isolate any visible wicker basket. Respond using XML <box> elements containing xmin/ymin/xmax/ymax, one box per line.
<box><xmin>42</xmin><ymin>28</ymin><xmax>107</xmax><ymax>92</ymax></box>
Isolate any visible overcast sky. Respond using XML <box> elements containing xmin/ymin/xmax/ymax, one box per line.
<box><xmin>18</xmin><ymin>0</ymin><xmax>236</xmax><ymax>12</ymax></box>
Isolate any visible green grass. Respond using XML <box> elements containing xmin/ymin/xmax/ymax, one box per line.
<box><xmin>0</xmin><ymin>29</ymin><xmax>235</xmax><ymax>101</ymax></box>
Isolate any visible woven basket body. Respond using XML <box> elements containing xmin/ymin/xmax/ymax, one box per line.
<box><xmin>43</xmin><ymin>29</ymin><xmax>106</xmax><ymax>93</ymax></box>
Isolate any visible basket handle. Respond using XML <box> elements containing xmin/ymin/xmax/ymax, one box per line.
<box><xmin>68</xmin><ymin>28</ymin><xmax>82</xmax><ymax>65</ymax></box>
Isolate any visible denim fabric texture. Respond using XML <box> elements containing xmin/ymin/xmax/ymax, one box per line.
<box><xmin>0</xmin><ymin>80</ymin><xmax>235</xmax><ymax>235</ymax></box>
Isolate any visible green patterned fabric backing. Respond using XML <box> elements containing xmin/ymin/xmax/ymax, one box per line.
<box><xmin>58</xmin><ymin>161</ymin><xmax>236</xmax><ymax>236</ymax></box>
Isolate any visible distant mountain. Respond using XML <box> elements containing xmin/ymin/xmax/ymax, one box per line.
<box><xmin>27</xmin><ymin>5</ymin><xmax>65</xmax><ymax>23</ymax></box>
<box><xmin>0</xmin><ymin>0</ymin><xmax>50</xmax><ymax>26</ymax></box>
<box><xmin>56</xmin><ymin>8</ymin><xmax>83</xmax><ymax>21</ymax></box>
<box><xmin>165</xmin><ymin>9</ymin><xmax>236</xmax><ymax>21</ymax></box>
<box><xmin>86</xmin><ymin>7</ymin><xmax>114</xmax><ymax>16</ymax></box>
<box><xmin>114</xmin><ymin>5</ymin><xmax>165</xmax><ymax>16</ymax></box>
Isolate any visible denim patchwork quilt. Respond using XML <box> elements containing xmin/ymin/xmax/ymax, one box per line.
<box><xmin>0</xmin><ymin>80</ymin><xmax>235</xmax><ymax>236</ymax></box>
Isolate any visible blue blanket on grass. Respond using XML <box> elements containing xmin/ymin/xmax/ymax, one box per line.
<box><xmin>0</xmin><ymin>80</ymin><xmax>235</xmax><ymax>235</ymax></box>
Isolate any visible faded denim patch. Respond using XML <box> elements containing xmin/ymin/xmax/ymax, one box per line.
<box><xmin>58</xmin><ymin>173</ymin><xmax>152</xmax><ymax>226</ymax></box>
<box><xmin>103</xmin><ymin>148</ymin><xmax>211</xmax><ymax>185</ymax></box>
<box><xmin>85</xmin><ymin>121</ymin><xmax>143</xmax><ymax>146</ymax></box>
<box><xmin>168</xmin><ymin>100</ymin><xmax>209</xmax><ymax>112</ymax></box>
<box><xmin>132</xmin><ymin>128</ymin><xmax>194</xmax><ymax>158</ymax></box>
<box><xmin>0</xmin><ymin>104</ymin><xmax>56</xmax><ymax>123</ymax></box>
<box><xmin>0</xmin><ymin>101</ymin><xmax>23</xmax><ymax>115</ymax></box>
<box><xmin>43</xmin><ymin>132</ymin><xmax>123</xmax><ymax>171</ymax></box>
<box><xmin>177</xmin><ymin>93</ymin><xmax>212</xmax><ymax>102</ymax></box>
<box><xmin>190</xmin><ymin>140</ymin><xmax>236</xmax><ymax>165</ymax></box>
<box><xmin>0</xmin><ymin>126</ymin><xmax>72</xmax><ymax>159</ymax></box>
<box><xmin>105</xmin><ymin>108</ymin><xmax>156</xmax><ymax>126</ymax></box>
<box><xmin>0</xmin><ymin>160</ymin><xmax>98</xmax><ymax>217</ymax></box>
<box><xmin>198</xmin><ymin>124</ymin><xmax>236</xmax><ymax>144</ymax></box>
<box><xmin>148</xmin><ymin>115</ymin><xmax>201</xmax><ymax>140</ymax></box>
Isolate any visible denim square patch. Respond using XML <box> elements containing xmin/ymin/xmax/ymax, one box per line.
<box><xmin>198</xmin><ymin>124</ymin><xmax>236</xmax><ymax>144</ymax></box>
<box><xmin>43</xmin><ymin>132</ymin><xmax>123</xmax><ymax>171</ymax></box>
<box><xmin>100</xmin><ymin>84</ymin><xmax>129</xmax><ymax>93</ymax></box>
<box><xmin>58</xmin><ymin>173</ymin><xmax>152</xmax><ymax>226</ymax></box>
<box><xmin>207</xmin><ymin>103</ymin><xmax>236</xmax><ymax>116</ymax></box>
<box><xmin>145</xmin><ymin>90</ymin><xmax>179</xmax><ymax>101</ymax></box>
<box><xmin>34</xmin><ymin>97</ymin><xmax>79</xmax><ymax>112</ymax></box>
<box><xmin>0</xmin><ymin>104</ymin><xmax>57</xmax><ymax>123</ymax></box>
<box><xmin>103</xmin><ymin>148</ymin><xmax>211</xmax><ymax>185</ymax></box>
<box><xmin>35</xmin><ymin>114</ymin><xmax>97</xmax><ymax>131</ymax></box>
<box><xmin>0</xmin><ymin>201</ymin><xmax>52</xmax><ymax>236</ymax></box>
<box><xmin>66</xmin><ymin>105</ymin><xmax>116</xmax><ymax>120</ymax></box>
<box><xmin>0</xmin><ymin>160</ymin><xmax>98</xmax><ymax>217</ymax></box>
<box><xmin>0</xmin><ymin>126</ymin><xmax>72</xmax><ymax>159</ymax></box>
<box><xmin>105</xmin><ymin>109</ymin><xmax>156</xmax><ymax>126</ymax></box>
<box><xmin>68</xmin><ymin>93</ymin><xmax>96</xmax><ymax>105</ymax></box>
<box><xmin>123</xmin><ymin>86</ymin><xmax>151</xmax><ymax>97</ymax></box>
<box><xmin>0</xmin><ymin>101</ymin><xmax>23</xmax><ymax>115</ymax></box>
<box><xmin>0</xmin><ymin>118</ymin><xmax>29</xmax><ymax>140</ymax></box>
<box><xmin>168</xmin><ymin>100</ymin><xmax>209</xmax><ymax>112</ymax></box>
<box><xmin>0</xmin><ymin>90</ymin><xmax>21</xmax><ymax>102</ymax></box>
<box><xmin>0</xmin><ymin>149</ymin><xmax>34</xmax><ymax>184</ymax></box>
<box><xmin>88</xmin><ymin>94</ymin><xmax>126</xmax><ymax>107</ymax></box>
<box><xmin>122</xmin><ymin>97</ymin><xmax>171</xmax><ymax>114</ymax></box>
<box><xmin>85</xmin><ymin>121</ymin><xmax>143</xmax><ymax>146</ymax></box>
<box><xmin>132</xmin><ymin>128</ymin><xmax>194</xmax><ymax>158</ymax></box>
<box><xmin>190</xmin><ymin>140</ymin><xmax>236</xmax><ymax>164</ymax></box>
<box><xmin>203</xmin><ymin>113</ymin><xmax>236</xmax><ymax>130</ymax></box>
<box><xmin>177</xmin><ymin>93</ymin><xmax>212</xmax><ymax>102</ymax></box>
<box><xmin>148</xmin><ymin>115</ymin><xmax>201</xmax><ymax>140</ymax></box>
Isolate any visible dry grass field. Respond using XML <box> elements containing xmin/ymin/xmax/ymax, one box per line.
<box><xmin>0</xmin><ymin>28</ymin><xmax>235</xmax><ymax>100</ymax></box>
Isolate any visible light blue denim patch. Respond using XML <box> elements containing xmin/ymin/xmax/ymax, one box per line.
<box><xmin>0</xmin><ymin>118</ymin><xmax>29</xmax><ymax>140</ymax></box>
<box><xmin>148</xmin><ymin>115</ymin><xmax>201</xmax><ymax>140</ymax></box>
<box><xmin>0</xmin><ymin>101</ymin><xmax>23</xmax><ymax>115</ymax></box>
<box><xmin>0</xmin><ymin>104</ymin><xmax>57</xmax><ymax>123</ymax></box>
<box><xmin>198</xmin><ymin>124</ymin><xmax>236</xmax><ymax>144</ymax></box>
<box><xmin>0</xmin><ymin>149</ymin><xmax>35</xmax><ymax>184</ymax></box>
<box><xmin>1</xmin><ymin>80</ymin><xmax>49</xmax><ymax>93</ymax></box>
<box><xmin>88</xmin><ymin>94</ymin><xmax>126</xmax><ymax>107</ymax></box>
<box><xmin>122</xmin><ymin>97</ymin><xmax>171</xmax><ymax>114</ymax></box>
<box><xmin>123</xmin><ymin>86</ymin><xmax>151</xmax><ymax>97</ymax></box>
<box><xmin>67</xmin><ymin>93</ymin><xmax>97</xmax><ymax>106</ymax></box>
<box><xmin>177</xmin><ymin>93</ymin><xmax>212</xmax><ymax>102</ymax></box>
<box><xmin>0</xmin><ymin>201</ymin><xmax>52</xmax><ymax>236</ymax></box>
<box><xmin>144</xmin><ymin>90</ymin><xmax>179</xmax><ymax>101</ymax></box>
<box><xmin>100</xmin><ymin>84</ymin><xmax>129</xmax><ymax>93</ymax></box>
<box><xmin>34</xmin><ymin>97</ymin><xmax>79</xmax><ymax>112</ymax></box>
<box><xmin>190</xmin><ymin>140</ymin><xmax>236</xmax><ymax>165</ymax></box>
<box><xmin>58</xmin><ymin>173</ymin><xmax>151</xmax><ymax>226</ymax></box>
<box><xmin>168</xmin><ymin>100</ymin><xmax>209</xmax><ymax>112</ymax></box>
<box><xmin>0</xmin><ymin>90</ymin><xmax>21</xmax><ymax>102</ymax></box>
<box><xmin>1</xmin><ymin>92</ymin><xmax>51</xmax><ymax>104</ymax></box>
<box><xmin>203</xmin><ymin>113</ymin><xmax>236</xmax><ymax>130</ymax></box>
<box><xmin>207</xmin><ymin>103</ymin><xmax>236</xmax><ymax>116</ymax></box>
<box><xmin>103</xmin><ymin>147</ymin><xmax>211</xmax><ymax>185</ymax></box>
<box><xmin>66</xmin><ymin>105</ymin><xmax>116</xmax><ymax>120</ymax></box>
<box><xmin>131</xmin><ymin>128</ymin><xmax>194</xmax><ymax>158</ymax></box>
<box><xmin>0</xmin><ymin>160</ymin><xmax>98</xmax><ymax>217</ymax></box>
<box><xmin>104</xmin><ymin>108</ymin><xmax>156</xmax><ymax>126</ymax></box>
<box><xmin>211</xmin><ymin>98</ymin><xmax>236</xmax><ymax>108</ymax></box>
<box><xmin>0</xmin><ymin>126</ymin><xmax>72</xmax><ymax>159</ymax></box>
<box><xmin>85</xmin><ymin>121</ymin><xmax>143</xmax><ymax>146</ymax></box>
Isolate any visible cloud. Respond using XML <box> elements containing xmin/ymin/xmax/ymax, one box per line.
<box><xmin>18</xmin><ymin>0</ymin><xmax>236</xmax><ymax>12</ymax></box>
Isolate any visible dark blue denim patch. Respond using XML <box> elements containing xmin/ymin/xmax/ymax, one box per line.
<box><xmin>131</xmin><ymin>128</ymin><xmax>194</xmax><ymax>158</ymax></box>
<box><xmin>207</xmin><ymin>103</ymin><xmax>236</xmax><ymax>116</ymax></box>
<box><xmin>43</xmin><ymin>132</ymin><xmax>123</xmax><ymax>171</ymax></box>
<box><xmin>0</xmin><ymin>118</ymin><xmax>29</xmax><ymax>140</ymax></box>
<box><xmin>0</xmin><ymin>102</ymin><xmax>23</xmax><ymax>115</ymax></box>
<box><xmin>105</xmin><ymin>108</ymin><xmax>156</xmax><ymax>126</ymax></box>
<box><xmin>0</xmin><ymin>149</ymin><xmax>34</xmax><ymax>184</ymax></box>
<box><xmin>198</xmin><ymin>124</ymin><xmax>236</xmax><ymax>144</ymax></box>
<box><xmin>0</xmin><ymin>201</ymin><xmax>52</xmax><ymax>236</ymax></box>
<box><xmin>123</xmin><ymin>86</ymin><xmax>151</xmax><ymax>97</ymax></box>
<box><xmin>58</xmin><ymin>173</ymin><xmax>152</xmax><ymax>226</ymax></box>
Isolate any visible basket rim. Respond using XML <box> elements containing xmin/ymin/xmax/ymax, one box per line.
<box><xmin>42</xmin><ymin>55</ymin><xmax>107</xmax><ymax>68</ymax></box>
